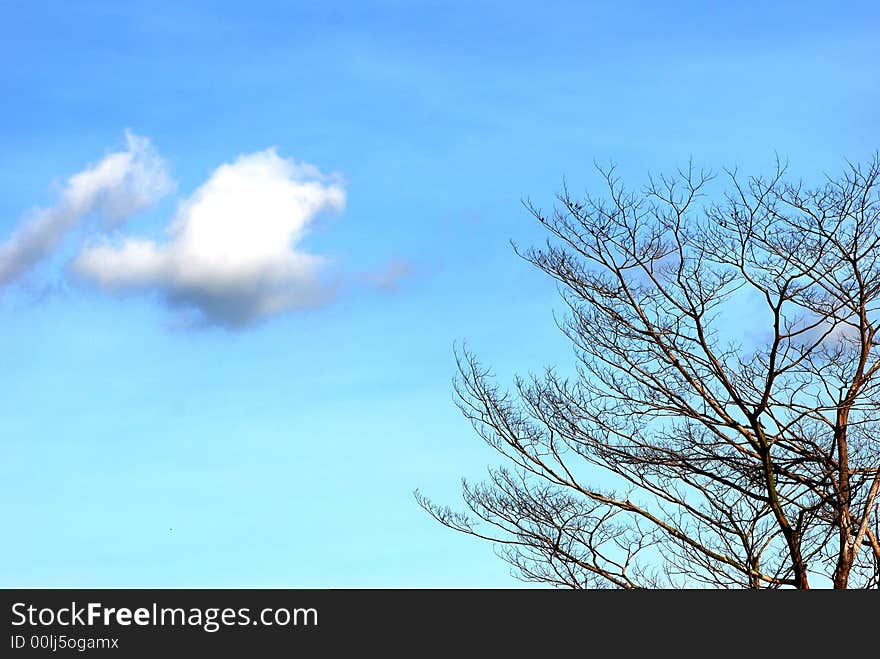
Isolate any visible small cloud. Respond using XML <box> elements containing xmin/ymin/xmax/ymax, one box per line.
<box><xmin>0</xmin><ymin>131</ymin><xmax>173</xmax><ymax>287</ymax></box>
<box><xmin>368</xmin><ymin>259</ymin><xmax>415</xmax><ymax>292</ymax></box>
<box><xmin>73</xmin><ymin>149</ymin><xmax>346</xmax><ymax>328</ymax></box>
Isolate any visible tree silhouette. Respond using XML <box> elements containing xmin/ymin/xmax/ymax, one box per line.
<box><xmin>418</xmin><ymin>157</ymin><xmax>880</xmax><ymax>588</ymax></box>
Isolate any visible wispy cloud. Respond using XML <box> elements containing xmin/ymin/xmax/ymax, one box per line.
<box><xmin>73</xmin><ymin>148</ymin><xmax>346</xmax><ymax>328</ymax></box>
<box><xmin>4</xmin><ymin>134</ymin><xmax>411</xmax><ymax>329</ymax></box>
<box><xmin>367</xmin><ymin>259</ymin><xmax>415</xmax><ymax>292</ymax></box>
<box><xmin>0</xmin><ymin>131</ymin><xmax>173</xmax><ymax>286</ymax></box>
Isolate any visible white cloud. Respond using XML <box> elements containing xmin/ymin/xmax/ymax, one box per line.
<box><xmin>368</xmin><ymin>259</ymin><xmax>415</xmax><ymax>291</ymax></box>
<box><xmin>73</xmin><ymin>148</ymin><xmax>346</xmax><ymax>327</ymax></box>
<box><xmin>0</xmin><ymin>131</ymin><xmax>173</xmax><ymax>286</ymax></box>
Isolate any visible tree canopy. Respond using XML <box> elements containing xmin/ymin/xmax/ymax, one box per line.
<box><xmin>419</xmin><ymin>156</ymin><xmax>880</xmax><ymax>588</ymax></box>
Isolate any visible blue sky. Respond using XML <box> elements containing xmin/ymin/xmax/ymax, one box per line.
<box><xmin>1</xmin><ymin>1</ymin><xmax>877</xmax><ymax>586</ymax></box>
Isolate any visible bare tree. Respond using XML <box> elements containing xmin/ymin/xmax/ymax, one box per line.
<box><xmin>418</xmin><ymin>156</ymin><xmax>880</xmax><ymax>588</ymax></box>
